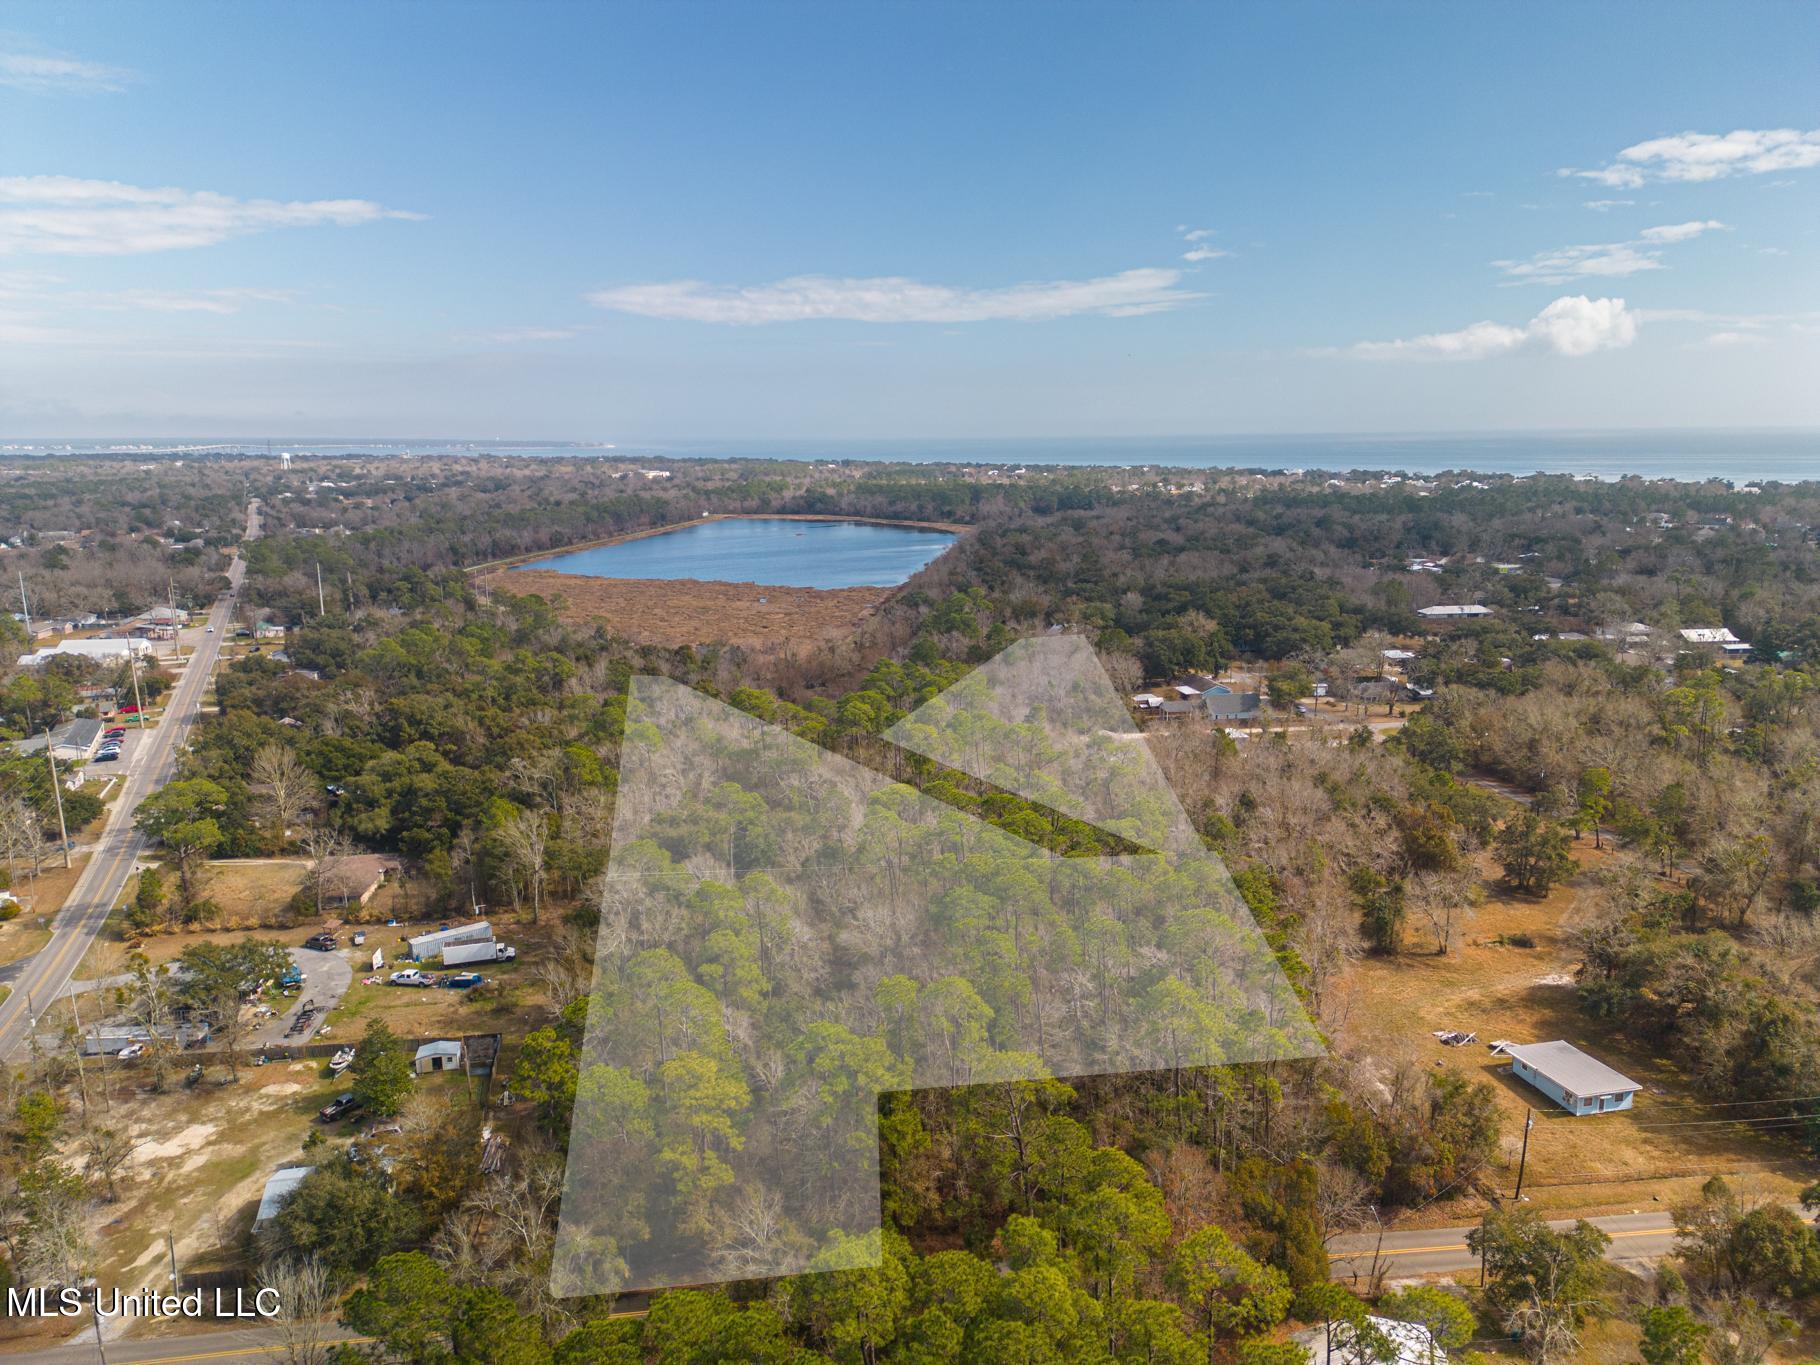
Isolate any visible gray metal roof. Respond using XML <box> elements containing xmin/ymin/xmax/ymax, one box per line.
<box><xmin>253</xmin><ymin>1166</ymin><xmax>313</xmax><ymax>1227</ymax></box>
<box><xmin>1506</xmin><ymin>1040</ymin><xmax>1640</xmax><ymax>1095</ymax></box>
<box><xmin>61</xmin><ymin>718</ymin><xmax>103</xmax><ymax>748</ymax></box>
<box><xmin>1203</xmin><ymin>692</ymin><xmax>1262</xmax><ymax>719</ymax></box>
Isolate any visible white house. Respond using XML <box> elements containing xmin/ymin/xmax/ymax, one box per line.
<box><xmin>13</xmin><ymin>718</ymin><xmax>106</xmax><ymax>762</ymax></box>
<box><xmin>1679</xmin><ymin>627</ymin><xmax>1751</xmax><ymax>655</ymax></box>
<box><xmin>16</xmin><ymin>638</ymin><xmax>153</xmax><ymax>667</ymax></box>
<box><xmin>1504</xmin><ymin>1040</ymin><xmax>1640</xmax><ymax>1116</ymax></box>
<box><xmin>1296</xmin><ymin>1314</ymin><xmax>1447</xmax><ymax>1364</ymax></box>
<box><xmin>1417</xmin><ymin>604</ymin><xmax>1493</xmax><ymax>619</ymax></box>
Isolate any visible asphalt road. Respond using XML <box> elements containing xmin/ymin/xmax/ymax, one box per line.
<box><xmin>1328</xmin><ymin>1206</ymin><xmax>1731</xmax><ymax>1279</ymax></box>
<box><xmin>0</xmin><ymin>508</ymin><xmax>254</xmax><ymax>1060</ymax></box>
<box><xmin>22</xmin><ymin>1326</ymin><xmax>369</xmax><ymax>1365</ymax></box>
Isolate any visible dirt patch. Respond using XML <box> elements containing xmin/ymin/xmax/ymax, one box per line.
<box><xmin>133</xmin><ymin>1121</ymin><xmax>219</xmax><ymax>1165</ymax></box>
<box><xmin>485</xmin><ymin>570</ymin><xmax>895</xmax><ymax>650</ymax></box>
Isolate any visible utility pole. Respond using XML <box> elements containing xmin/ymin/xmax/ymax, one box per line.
<box><xmin>1513</xmin><ymin>1108</ymin><xmax>1534</xmax><ymax>1200</ymax></box>
<box><xmin>128</xmin><ymin>648</ymin><xmax>147</xmax><ymax>729</ymax></box>
<box><xmin>45</xmin><ymin>732</ymin><xmax>71</xmax><ymax>868</ymax></box>
<box><xmin>316</xmin><ymin>562</ymin><xmax>326</xmax><ymax>617</ymax></box>
<box><xmin>167</xmin><ymin>1229</ymin><xmax>180</xmax><ymax>1289</ymax></box>
<box><xmin>70</xmin><ymin>988</ymin><xmax>91</xmax><ymax>1115</ymax></box>
<box><xmin>16</xmin><ymin>570</ymin><xmax>30</xmax><ymax>641</ymax></box>
<box><xmin>88</xmin><ymin>1291</ymin><xmax>109</xmax><ymax>1365</ymax></box>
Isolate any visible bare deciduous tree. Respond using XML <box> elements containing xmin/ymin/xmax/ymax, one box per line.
<box><xmin>259</xmin><ymin>1256</ymin><xmax>335</xmax><ymax>1365</ymax></box>
<box><xmin>298</xmin><ymin>824</ymin><xmax>353</xmax><ymax>917</ymax></box>
<box><xmin>250</xmin><ymin>744</ymin><xmax>319</xmax><ymax>853</ymax></box>
<box><xmin>498</xmin><ymin>808</ymin><xmax>550</xmax><ymax>924</ymax></box>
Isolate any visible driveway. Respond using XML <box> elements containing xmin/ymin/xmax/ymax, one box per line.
<box><xmin>248</xmin><ymin>946</ymin><xmax>352</xmax><ymax>1048</ymax></box>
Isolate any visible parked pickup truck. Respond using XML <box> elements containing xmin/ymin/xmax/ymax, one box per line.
<box><xmin>318</xmin><ymin>1093</ymin><xmax>360</xmax><ymax>1123</ymax></box>
<box><xmin>388</xmin><ymin>969</ymin><xmax>433</xmax><ymax>988</ymax></box>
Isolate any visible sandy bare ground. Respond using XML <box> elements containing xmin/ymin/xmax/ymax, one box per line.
<box><xmin>484</xmin><ymin>570</ymin><xmax>895</xmax><ymax>649</ymax></box>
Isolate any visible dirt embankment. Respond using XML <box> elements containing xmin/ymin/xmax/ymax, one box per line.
<box><xmin>486</xmin><ymin>570</ymin><xmax>894</xmax><ymax>650</ymax></box>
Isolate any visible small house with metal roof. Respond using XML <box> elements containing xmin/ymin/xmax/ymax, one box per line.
<box><xmin>1505</xmin><ymin>1040</ymin><xmax>1640</xmax><ymax>1116</ymax></box>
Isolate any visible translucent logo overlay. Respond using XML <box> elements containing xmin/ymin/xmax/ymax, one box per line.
<box><xmin>552</xmin><ymin>636</ymin><xmax>1322</xmax><ymax>1296</ymax></box>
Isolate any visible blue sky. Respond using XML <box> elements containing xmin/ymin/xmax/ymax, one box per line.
<box><xmin>2</xmin><ymin>1</ymin><xmax>1817</xmax><ymax>439</ymax></box>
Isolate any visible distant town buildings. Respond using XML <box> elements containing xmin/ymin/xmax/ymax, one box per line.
<box><xmin>16</xmin><ymin>637</ymin><xmax>153</xmax><ymax>667</ymax></box>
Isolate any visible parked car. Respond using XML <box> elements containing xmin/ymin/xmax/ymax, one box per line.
<box><xmin>94</xmin><ymin>751</ymin><xmax>119</xmax><ymax>763</ymax></box>
<box><xmin>318</xmin><ymin>1093</ymin><xmax>359</xmax><ymax>1123</ymax></box>
<box><xmin>104</xmin><ymin>727</ymin><xmax>126</xmax><ymax>739</ymax></box>
<box><xmin>444</xmin><ymin>972</ymin><xmax>484</xmax><ymax>989</ymax></box>
<box><xmin>304</xmin><ymin>933</ymin><xmax>337</xmax><ymax>951</ymax></box>
<box><xmin>115</xmin><ymin>1043</ymin><xmax>145</xmax><ymax>1060</ymax></box>
<box><xmin>389</xmin><ymin>969</ymin><xmax>432</xmax><ymax>987</ymax></box>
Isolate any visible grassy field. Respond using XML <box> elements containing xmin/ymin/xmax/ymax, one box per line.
<box><xmin>0</xmin><ymin>856</ymin><xmax>89</xmax><ymax>965</ymax></box>
<box><xmin>322</xmin><ymin>932</ymin><xmax>552</xmax><ymax>1042</ymax></box>
<box><xmin>491</xmin><ymin>567</ymin><xmax>895</xmax><ymax>651</ymax></box>
<box><xmin>200</xmin><ymin>858</ymin><xmax>308</xmax><ymax>925</ymax></box>
<box><xmin>1341</xmin><ymin>839</ymin><xmax>1817</xmax><ymax>1226</ymax></box>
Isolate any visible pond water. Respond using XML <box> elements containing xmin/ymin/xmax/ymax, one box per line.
<box><xmin>512</xmin><ymin>517</ymin><xmax>957</xmax><ymax>589</ymax></box>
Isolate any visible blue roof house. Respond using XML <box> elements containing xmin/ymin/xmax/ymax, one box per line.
<box><xmin>1506</xmin><ymin>1041</ymin><xmax>1640</xmax><ymax>1116</ymax></box>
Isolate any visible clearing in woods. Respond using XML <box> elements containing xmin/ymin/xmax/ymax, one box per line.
<box><xmin>1341</xmin><ymin>838</ymin><xmax>1816</xmax><ymax>1226</ymax></box>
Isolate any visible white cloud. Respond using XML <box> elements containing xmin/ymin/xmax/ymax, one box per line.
<box><xmin>1495</xmin><ymin>220</ymin><xmax>1729</xmax><ymax>284</ymax></box>
<box><xmin>1179</xmin><ymin>226</ymin><xmax>1217</xmax><ymax>242</ymax></box>
<box><xmin>469</xmin><ymin>325</ymin><xmax>586</xmax><ymax>343</ymax></box>
<box><xmin>1566</xmin><ymin>127</ymin><xmax>1820</xmax><ymax>186</ymax></box>
<box><xmin>1494</xmin><ymin>241</ymin><xmax>1662</xmax><ymax>284</ymax></box>
<box><xmin>1348</xmin><ymin>295</ymin><xmax>1637</xmax><ymax>361</ymax></box>
<box><xmin>0</xmin><ymin>176</ymin><xmax>425</xmax><ymax>255</ymax></box>
<box><xmin>585</xmin><ymin>268</ymin><xmax>1202</xmax><ymax>324</ymax></box>
<box><xmin>1181</xmin><ymin>246</ymin><xmax>1229</xmax><ymax>262</ymax></box>
<box><xmin>0</xmin><ymin>49</ymin><xmax>131</xmax><ymax>93</ymax></box>
<box><xmin>85</xmin><ymin>287</ymin><xmax>297</xmax><ymax>314</ymax></box>
<box><xmin>1638</xmin><ymin>219</ymin><xmax>1728</xmax><ymax>243</ymax></box>
<box><xmin>1700</xmin><ymin>330</ymin><xmax>1766</xmax><ymax>348</ymax></box>
<box><xmin>1582</xmin><ymin>199</ymin><xmax>1634</xmax><ymax>211</ymax></box>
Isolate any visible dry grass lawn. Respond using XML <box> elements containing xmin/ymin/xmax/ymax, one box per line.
<box><xmin>0</xmin><ymin>856</ymin><xmax>90</xmax><ymax>964</ymax></box>
<box><xmin>489</xmin><ymin>569</ymin><xmax>895</xmax><ymax>651</ymax></box>
<box><xmin>321</xmin><ymin>916</ymin><xmax>556</xmax><ymax>1042</ymax></box>
<box><xmin>199</xmin><ymin>858</ymin><xmax>308</xmax><ymax>925</ymax></box>
<box><xmin>1339</xmin><ymin>839</ymin><xmax>1817</xmax><ymax>1226</ymax></box>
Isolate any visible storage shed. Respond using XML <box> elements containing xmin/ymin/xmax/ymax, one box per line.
<box><xmin>415</xmin><ymin>1040</ymin><xmax>465</xmax><ymax>1074</ymax></box>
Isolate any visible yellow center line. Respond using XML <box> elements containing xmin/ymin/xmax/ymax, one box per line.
<box><xmin>97</xmin><ymin>1339</ymin><xmax>370</xmax><ymax>1364</ymax></box>
<box><xmin>1332</xmin><ymin>1225</ymin><xmax>1667</xmax><ymax>1259</ymax></box>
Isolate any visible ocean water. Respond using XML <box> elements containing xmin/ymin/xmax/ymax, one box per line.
<box><xmin>512</xmin><ymin>517</ymin><xmax>958</xmax><ymax>589</ymax></box>
<box><xmin>11</xmin><ymin>429</ymin><xmax>1819</xmax><ymax>481</ymax></box>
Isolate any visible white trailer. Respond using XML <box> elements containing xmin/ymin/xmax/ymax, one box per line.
<box><xmin>407</xmin><ymin>920</ymin><xmax>492</xmax><ymax>961</ymax></box>
<box><xmin>443</xmin><ymin>938</ymin><xmax>503</xmax><ymax>967</ymax></box>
